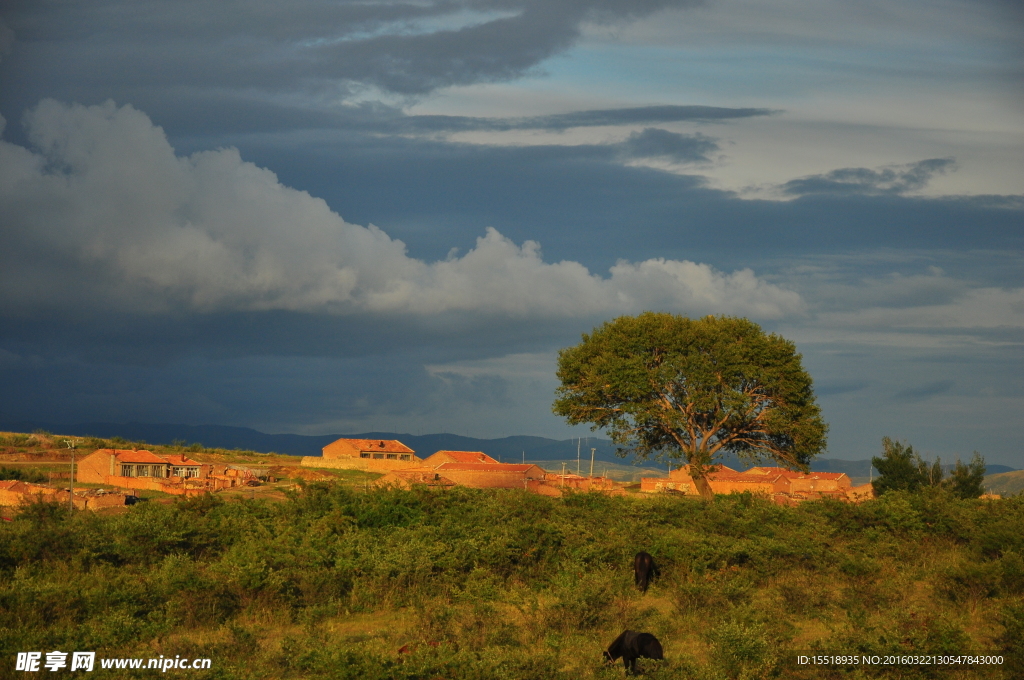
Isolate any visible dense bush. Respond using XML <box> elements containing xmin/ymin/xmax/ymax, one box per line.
<box><xmin>0</xmin><ymin>486</ymin><xmax>1019</xmax><ymax>679</ymax></box>
<box><xmin>0</xmin><ymin>466</ymin><xmax>49</xmax><ymax>483</ymax></box>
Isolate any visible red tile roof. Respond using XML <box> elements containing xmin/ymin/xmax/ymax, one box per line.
<box><xmin>107</xmin><ymin>449</ymin><xmax>168</xmax><ymax>464</ymax></box>
<box><xmin>434</xmin><ymin>463</ymin><xmax>540</xmax><ymax>473</ymax></box>
<box><xmin>332</xmin><ymin>438</ymin><xmax>415</xmax><ymax>454</ymax></box>
<box><xmin>430</xmin><ymin>451</ymin><xmax>499</xmax><ymax>464</ymax></box>
<box><xmin>162</xmin><ymin>454</ymin><xmax>202</xmax><ymax>466</ymax></box>
<box><xmin>747</xmin><ymin>467</ymin><xmax>848</xmax><ymax>480</ymax></box>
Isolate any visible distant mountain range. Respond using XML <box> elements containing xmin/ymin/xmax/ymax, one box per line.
<box><xmin>2</xmin><ymin>420</ymin><xmax>1017</xmax><ymax>476</ymax></box>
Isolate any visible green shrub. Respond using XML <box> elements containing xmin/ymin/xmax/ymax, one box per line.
<box><xmin>0</xmin><ymin>465</ymin><xmax>49</xmax><ymax>483</ymax></box>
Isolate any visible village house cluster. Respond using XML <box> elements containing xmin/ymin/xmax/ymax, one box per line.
<box><xmin>302</xmin><ymin>438</ymin><xmax>864</xmax><ymax>503</ymax></box>
<box><xmin>0</xmin><ymin>446</ymin><xmax>265</xmax><ymax>513</ymax></box>
<box><xmin>1</xmin><ymin>436</ymin><xmax>877</xmax><ymax>512</ymax></box>
<box><xmin>303</xmin><ymin>439</ymin><xmax>622</xmax><ymax>497</ymax></box>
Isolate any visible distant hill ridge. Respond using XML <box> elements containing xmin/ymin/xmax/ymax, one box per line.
<box><xmin>2</xmin><ymin>420</ymin><xmax>1016</xmax><ymax>476</ymax></box>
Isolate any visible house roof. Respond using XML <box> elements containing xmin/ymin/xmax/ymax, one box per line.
<box><xmin>328</xmin><ymin>438</ymin><xmax>415</xmax><ymax>454</ymax></box>
<box><xmin>162</xmin><ymin>454</ymin><xmax>202</xmax><ymax>466</ymax></box>
<box><xmin>746</xmin><ymin>466</ymin><xmax>848</xmax><ymax>480</ymax></box>
<box><xmin>108</xmin><ymin>449</ymin><xmax>168</xmax><ymax>464</ymax></box>
<box><xmin>710</xmin><ymin>471</ymin><xmax>780</xmax><ymax>484</ymax></box>
<box><xmin>434</xmin><ymin>462</ymin><xmax>541</xmax><ymax>473</ymax></box>
<box><xmin>428</xmin><ymin>450</ymin><xmax>499</xmax><ymax>464</ymax></box>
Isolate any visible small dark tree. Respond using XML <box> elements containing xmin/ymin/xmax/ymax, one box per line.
<box><xmin>919</xmin><ymin>455</ymin><xmax>945</xmax><ymax>488</ymax></box>
<box><xmin>872</xmin><ymin>437</ymin><xmax>925</xmax><ymax>495</ymax></box>
<box><xmin>553</xmin><ymin>313</ymin><xmax>828</xmax><ymax>500</ymax></box>
<box><xmin>945</xmin><ymin>452</ymin><xmax>987</xmax><ymax>499</ymax></box>
<box><xmin>873</xmin><ymin>438</ymin><xmax>987</xmax><ymax>499</ymax></box>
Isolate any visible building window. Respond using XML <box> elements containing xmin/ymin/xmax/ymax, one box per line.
<box><xmin>360</xmin><ymin>452</ymin><xmax>371</xmax><ymax>459</ymax></box>
<box><xmin>120</xmin><ymin>464</ymin><xmax>135</xmax><ymax>477</ymax></box>
<box><xmin>138</xmin><ymin>465</ymin><xmax>151</xmax><ymax>477</ymax></box>
<box><xmin>171</xmin><ymin>467</ymin><xmax>183</xmax><ymax>477</ymax></box>
<box><xmin>372</xmin><ymin>453</ymin><xmax>384</xmax><ymax>459</ymax></box>
<box><xmin>386</xmin><ymin>454</ymin><xmax>397</xmax><ymax>460</ymax></box>
<box><xmin>400</xmin><ymin>455</ymin><xmax>411</xmax><ymax>461</ymax></box>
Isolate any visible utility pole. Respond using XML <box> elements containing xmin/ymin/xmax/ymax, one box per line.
<box><xmin>64</xmin><ymin>439</ymin><xmax>77</xmax><ymax>512</ymax></box>
<box><xmin>590</xmin><ymin>448</ymin><xmax>596</xmax><ymax>478</ymax></box>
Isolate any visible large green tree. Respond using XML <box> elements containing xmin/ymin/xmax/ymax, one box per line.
<box><xmin>553</xmin><ymin>313</ymin><xmax>828</xmax><ymax>499</ymax></box>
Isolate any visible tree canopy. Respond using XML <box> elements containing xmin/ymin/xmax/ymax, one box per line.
<box><xmin>553</xmin><ymin>313</ymin><xmax>828</xmax><ymax>499</ymax></box>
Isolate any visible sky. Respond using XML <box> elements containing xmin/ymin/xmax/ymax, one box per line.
<box><xmin>1</xmin><ymin>0</ymin><xmax>1022</xmax><ymax>465</ymax></box>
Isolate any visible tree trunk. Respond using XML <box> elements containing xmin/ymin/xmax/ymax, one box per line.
<box><xmin>691</xmin><ymin>471</ymin><xmax>715</xmax><ymax>501</ymax></box>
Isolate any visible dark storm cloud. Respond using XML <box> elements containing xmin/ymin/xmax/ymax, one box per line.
<box><xmin>152</xmin><ymin>99</ymin><xmax>770</xmax><ymax>138</ymax></box>
<box><xmin>0</xmin><ymin>349</ymin><xmax>513</xmax><ymax>433</ymax></box>
<box><xmin>0</xmin><ymin>0</ymin><xmax>702</xmax><ymax>121</ymax></box>
<box><xmin>782</xmin><ymin>158</ymin><xmax>956</xmax><ymax>196</ymax></box>
<box><xmin>620</xmin><ymin>127</ymin><xmax>719</xmax><ymax>163</ymax></box>
<box><xmin>236</xmin><ymin>132</ymin><xmax>1023</xmax><ymax>269</ymax></box>
<box><xmin>488</xmin><ymin>105</ymin><xmax>773</xmax><ymax>131</ymax></box>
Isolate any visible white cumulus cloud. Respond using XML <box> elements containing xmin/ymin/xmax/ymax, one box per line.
<box><xmin>0</xmin><ymin>100</ymin><xmax>804</xmax><ymax>320</ymax></box>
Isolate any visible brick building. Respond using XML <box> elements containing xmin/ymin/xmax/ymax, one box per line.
<box><xmin>301</xmin><ymin>438</ymin><xmax>420</xmax><ymax>471</ymax></box>
<box><xmin>429</xmin><ymin>462</ymin><xmax>546</xmax><ymax>489</ymax></box>
<box><xmin>641</xmin><ymin>464</ymin><xmax>855</xmax><ymax>504</ymax></box>
<box><xmin>375</xmin><ymin>468</ymin><xmax>458</xmax><ymax>490</ymax></box>
<box><xmin>75</xmin><ymin>449</ymin><xmax>237</xmax><ymax>496</ymax></box>
<box><xmin>0</xmin><ymin>480</ymin><xmax>131</xmax><ymax>511</ymax></box>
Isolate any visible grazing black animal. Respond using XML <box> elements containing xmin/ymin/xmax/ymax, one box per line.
<box><xmin>633</xmin><ymin>551</ymin><xmax>658</xmax><ymax>593</ymax></box>
<box><xmin>603</xmin><ymin>630</ymin><xmax>664</xmax><ymax>675</ymax></box>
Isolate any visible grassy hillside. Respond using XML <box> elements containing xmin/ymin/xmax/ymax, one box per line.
<box><xmin>985</xmin><ymin>470</ymin><xmax>1024</xmax><ymax>497</ymax></box>
<box><xmin>1</xmin><ymin>477</ymin><xmax>1022</xmax><ymax>679</ymax></box>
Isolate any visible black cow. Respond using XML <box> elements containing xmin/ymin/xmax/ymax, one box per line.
<box><xmin>603</xmin><ymin>630</ymin><xmax>664</xmax><ymax>675</ymax></box>
<box><xmin>633</xmin><ymin>551</ymin><xmax>658</xmax><ymax>593</ymax></box>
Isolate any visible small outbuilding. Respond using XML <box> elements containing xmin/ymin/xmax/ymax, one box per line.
<box><xmin>301</xmin><ymin>438</ymin><xmax>420</xmax><ymax>471</ymax></box>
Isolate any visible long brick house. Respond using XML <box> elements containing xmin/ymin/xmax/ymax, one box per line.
<box><xmin>641</xmin><ymin>464</ymin><xmax>868</xmax><ymax>504</ymax></box>
<box><xmin>301</xmin><ymin>438</ymin><xmax>421</xmax><ymax>471</ymax></box>
<box><xmin>76</xmin><ymin>449</ymin><xmax>239</xmax><ymax>496</ymax></box>
<box><xmin>376</xmin><ymin>451</ymin><xmax>617</xmax><ymax>496</ymax></box>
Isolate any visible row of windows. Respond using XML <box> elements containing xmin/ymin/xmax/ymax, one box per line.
<box><xmin>118</xmin><ymin>464</ymin><xmax>200</xmax><ymax>478</ymax></box>
<box><xmin>358</xmin><ymin>453</ymin><xmax>412</xmax><ymax>460</ymax></box>
<box><xmin>120</xmin><ymin>464</ymin><xmax>164</xmax><ymax>478</ymax></box>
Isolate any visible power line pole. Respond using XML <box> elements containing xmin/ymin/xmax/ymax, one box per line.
<box><xmin>64</xmin><ymin>439</ymin><xmax>77</xmax><ymax>513</ymax></box>
<box><xmin>590</xmin><ymin>448</ymin><xmax>596</xmax><ymax>478</ymax></box>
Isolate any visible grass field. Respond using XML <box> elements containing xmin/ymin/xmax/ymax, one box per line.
<box><xmin>1</xmin><ymin>431</ymin><xmax>1021</xmax><ymax>679</ymax></box>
